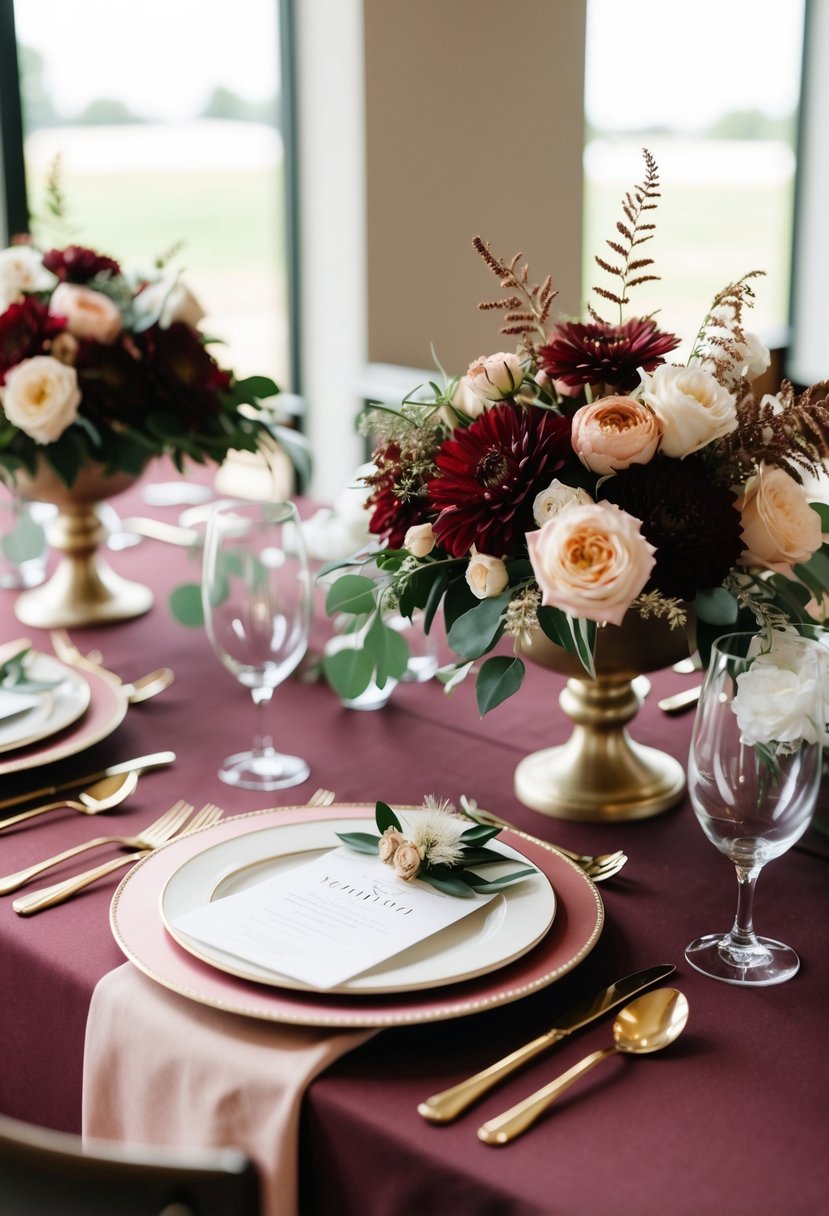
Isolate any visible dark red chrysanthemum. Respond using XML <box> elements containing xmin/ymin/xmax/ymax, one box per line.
<box><xmin>365</xmin><ymin>444</ymin><xmax>432</xmax><ymax>549</ymax></box>
<box><xmin>539</xmin><ymin>317</ymin><xmax>680</xmax><ymax>394</ymax></box>
<box><xmin>429</xmin><ymin>403</ymin><xmax>573</xmax><ymax>558</ymax></box>
<box><xmin>137</xmin><ymin>322</ymin><xmax>230</xmax><ymax>421</ymax></box>
<box><xmin>0</xmin><ymin>297</ymin><xmax>64</xmax><ymax>383</ymax></box>
<box><xmin>42</xmin><ymin>245</ymin><xmax>121</xmax><ymax>283</ymax></box>
<box><xmin>601</xmin><ymin>455</ymin><xmax>743</xmax><ymax>600</ymax></box>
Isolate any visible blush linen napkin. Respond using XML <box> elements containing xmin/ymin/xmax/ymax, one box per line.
<box><xmin>82</xmin><ymin>963</ymin><xmax>375</xmax><ymax>1216</ymax></box>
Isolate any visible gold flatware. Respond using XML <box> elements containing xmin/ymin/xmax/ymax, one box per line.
<box><xmin>0</xmin><ymin>772</ymin><xmax>138</xmax><ymax>833</ymax></box>
<box><xmin>119</xmin><ymin>517</ymin><xmax>200</xmax><ymax>547</ymax></box>
<box><xmin>50</xmin><ymin>631</ymin><xmax>174</xmax><ymax>705</ymax></box>
<box><xmin>459</xmin><ymin>796</ymin><xmax>627</xmax><ymax>882</ymax></box>
<box><xmin>0</xmin><ymin>798</ymin><xmax>194</xmax><ymax>895</ymax></box>
<box><xmin>306</xmin><ymin>788</ymin><xmax>336</xmax><ymax>807</ymax></box>
<box><xmin>672</xmin><ymin>656</ymin><xmax>701</xmax><ymax>674</ymax></box>
<box><xmin>418</xmin><ymin>964</ymin><xmax>675</xmax><ymax>1124</ymax></box>
<box><xmin>13</xmin><ymin>802</ymin><xmax>225</xmax><ymax>915</ymax></box>
<box><xmin>477</xmin><ymin>988</ymin><xmax>689</xmax><ymax>1145</ymax></box>
<box><xmin>657</xmin><ymin>685</ymin><xmax>701</xmax><ymax>715</ymax></box>
<box><xmin>0</xmin><ymin>752</ymin><xmax>176</xmax><ymax>816</ymax></box>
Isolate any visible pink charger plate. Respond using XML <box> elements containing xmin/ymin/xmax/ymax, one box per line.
<box><xmin>110</xmin><ymin>804</ymin><xmax>605</xmax><ymax>1028</ymax></box>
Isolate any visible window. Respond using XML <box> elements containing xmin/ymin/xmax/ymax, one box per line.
<box><xmin>583</xmin><ymin>0</ymin><xmax>805</xmax><ymax>351</ymax></box>
<box><xmin>7</xmin><ymin>0</ymin><xmax>292</xmax><ymax>389</ymax></box>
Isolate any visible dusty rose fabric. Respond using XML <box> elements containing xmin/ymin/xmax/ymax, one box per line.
<box><xmin>83</xmin><ymin>964</ymin><xmax>372</xmax><ymax>1216</ymax></box>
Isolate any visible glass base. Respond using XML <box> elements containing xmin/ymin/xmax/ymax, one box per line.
<box><xmin>685</xmin><ymin>932</ymin><xmax>800</xmax><ymax>986</ymax></box>
<box><xmin>218</xmin><ymin>748</ymin><xmax>310</xmax><ymax>791</ymax></box>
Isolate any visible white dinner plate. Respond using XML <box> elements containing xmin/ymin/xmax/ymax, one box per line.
<box><xmin>161</xmin><ymin>816</ymin><xmax>556</xmax><ymax>995</ymax></box>
<box><xmin>0</xmin><ymin>655</ymin><xmax>90</xmax><ymax>754</ymax></box>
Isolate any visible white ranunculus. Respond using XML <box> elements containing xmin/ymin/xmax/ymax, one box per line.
<box><xmin>1</xmin><ymin>355</ymin><xmax>81</xmax><ymax>443</ymax></box>
<box><xmin>134</xmin><ymin>276</ymin><xmax>205</xmax><ymax>329</ymax></box>
<box><xmin>743</xmin><ymin>628</ymin><xmax>829</xmax><ymax>746</ymax></box>
<box><xmin>732</xmin><ymin>663</ymin><xmax>822</xmax><ymax>748</ymax></box>
<box><xmin>532</xmin><ymin>479</ymin><xmax>593</xmax><ymax>526</ymax></box>
<box><xmin>642</xmin><ymin>363</ymin><xmax>737</xmax><ymax>457</ymax></box>
<box><xmin>0</xmin><ymin>246</ymin><xmax>56</xmax><ymax>311</ymax></box>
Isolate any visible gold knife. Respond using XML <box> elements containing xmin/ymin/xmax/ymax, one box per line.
<box><xmin>0</xmin><ymin>752</ymin><xmax>176</xmax><ymax>814</ymax></box>
<box><xmin>657</xmin><ymin>686</ymin><xmax>701</xmax><ymax>714</ymax></box>
<box><xmin>417</xmin><ymin>964</ymin><xmax>675</xmax><ymax>1123</ymax></box>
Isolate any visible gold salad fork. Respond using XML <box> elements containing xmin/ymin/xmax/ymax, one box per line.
<box><xmin>13</xmin><ymin>802</ymin><xmax>224</xmax><ymax>916</ymax></box>
<box><xmin>50</xmin><ymin>630</ymin><xmax>174</xmax><ymax>705</ymax></box>
<box><xmin>0</xmin><ymin>800</ymin><xmax>196</xmax><ymax>895</ymax></box>
<box><xmin>459</xmin><ymin>797</ymin><xmax>628</xmax><ymax>883</ymax></box>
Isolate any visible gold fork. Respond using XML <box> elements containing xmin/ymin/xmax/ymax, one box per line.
<box><xmin>459</xmin><ymin>796</ymin><xmax>627</xmax><ymax>883</ymax></box>
<box><xmin>0</xmin><ymin>800</ymin><xmax>196</xmax><ymax>896</ymax></box>
<box><xmin>50</xmin><ymin>630</ymin><xmax>173</xmax><ymax>705</ymax></box>
<box><xmin>12</xmin><ymin>802</ymin><xmax>224</xmax><ymax>916</ymax></box>
<box><xmin>306</xmin><ymin>788</ymin><xmax>336</xmax><ymax>807</ymax></box>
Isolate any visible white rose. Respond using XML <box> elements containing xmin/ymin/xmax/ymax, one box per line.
<box><xmin>739</xmin><ymin>332</ymin><xmax>771</xmax><ymax>381</ymax></box>
<box><xmin>135</xmin><ymin>276</ymin><xmax>205</xmax><ymax>329</ymax></box>
<box><xmin>1</xmin><ymin>355</ymin><xmax>81</xmax><ymax>443</ymax></box>
<box><xmin>465</xmin><ymin>550</ymin><xmax>509</xmax><ymax>599</ymax></box>
<box><xmin>452</xmin><ymin>376</ymin><xmax>489</xmax><ymax>420</ymax></box>
<box><xmin>404</xmin><ymin>522</ymin><xmax>436</xmax><ymax>558</ymax></box>
<box><xmin>532</xmin><ymin>479</ymin><xmax>593</xmax><ymax>526</ymax></box>
<box><xmin>0</xmin><ymin>246</ymin><xmax>56</xmax><ymax>311</ymax></box>
<box><xmin>642</xmin><ymin>364</ymin><xmax>737</xmax><ymax>457</ymax></box>
<box><xmin>746</xmin><ymin>628</ymin><xmax>829</xmax><ymax>745</ymax></box>
<box><xmin>732</xmin><ymin>663</ymin><xmax>822</xmax><ymax>748</ymax></box>
<box><xmin>464</xmin><ymin>352</ymin><xmax>523</xmax><ymax>402</ymax></box>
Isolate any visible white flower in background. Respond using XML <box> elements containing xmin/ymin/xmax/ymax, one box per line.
<box><xmin>302</xmin><ymin>463</ymin><xmax>375</xmax><ymax>561</ymax></box>
<box><xmin>0</xmin><ymin>245</ymin><xmax>56</xmax><ymax>310</ymax></box>
<box><xmin>532</xmin><ymin>479</ymin><xmax>593</xmax><ymax>526</ymax></box>
<box><xmin>404</xmin><ymin>522</ymin><xmax>436</xmax><ymax>558</ymax></box>
<box><xmin>733</xmin><ymin>628</ymin><xmax>828</xmax><ymax>747</ymax></box>
<box><xmin>1</xmin><ymin>355</ymin><xmax>81</xmax><ymax>443</ymax></box>
<box><xmin>698</xmin><ymin>304</ymin><xmax>771</xmax><ymax>386</ymax></box>
<box><xmin>465</xmin><ymin>549</ymin><xmax>509</xmax><ymax>599</ymax></box>
<box><xmin>641</xmin><ymin>363</ymin><xmax>737</xmax><ymax>457</ymax></box>
<box><xmin>134</xmin><ymin>275</ymin><xmax>205</xmax><ymax>329</ymax></box>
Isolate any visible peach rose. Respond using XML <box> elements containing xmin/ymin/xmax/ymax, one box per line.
<box><xmin>404</xmin><ymin>522</ymin><xmax>436</xmax><ymax>558</ymax></box>
<box><xmin>642</xmin><ymin>364</ymin><xmax>736</xmax><ymax>457</ymax></box>
<box><xmin>1</xmin><ymin>355</ymin><xmax>81</xmax><ymax>443</ymax></box>
<box><xmin>737</xmin><ymin>463</ymin><xmax>823</xmax><ymax>575</ymax></box>
<box><xmin>392</xmin><ymin>840</ymin><xmax>423</xmax><ymax>881</ymax></box>
<box><xmin>571</xmin><ymin>396</ymin><xmax>661</xmax><ymax>475</ymax></box>
<box><xmin>378</xmin><ymin>827</ymin><xmax>405</xmax><ymax>863</ymax></box>
<box><xmin>527</xmin><ymin>502</ymin><xmax>656</xmax><ymax>626</ymax></box>
<box><xmin>49</xmin><ymin>282</ymin><xmax>122</xmax><ymax>344</ymax></box>
<box><xmin>465</xmin><ymin>550</ymin><xmax>509</xmax><ymax>599</ymax></box>
<box><xmin>532</xmin><ymin>479</ymin><xmax>593</xmax><ymax>526</ymax></box>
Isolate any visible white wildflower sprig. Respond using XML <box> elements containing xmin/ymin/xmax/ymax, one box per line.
<box><xmin>336</xmin><ymin>798</ymin><xmax>536</xmax><ymax>898</ymax></box>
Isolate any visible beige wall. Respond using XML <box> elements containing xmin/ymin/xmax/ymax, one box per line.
<box><xmin>363</xmin><ymin>0</ymin><xmax>587</xmax><ymax>374</ymax></box>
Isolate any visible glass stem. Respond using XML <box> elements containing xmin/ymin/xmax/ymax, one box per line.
<box><xmin>251</xmin><ymin>686</ymin><xmax>274</xmax><ymax>756</ymax></box>
<box><xmin>729</xmin><ymin>864</ymin><xmax>762</xmax><ymax>947</ymax></box>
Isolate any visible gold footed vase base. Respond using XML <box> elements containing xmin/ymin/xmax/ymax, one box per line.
<box><xmin>513</xmin><ymin>670</ymin><xmax>687</xmax><ymax>823</ymax></box>
<box><xmin>13</xmin><ymin>493</ymin><xmax>153</xmax><ymax>629</ymax></box>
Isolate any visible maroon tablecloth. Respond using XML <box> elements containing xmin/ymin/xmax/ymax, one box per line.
<box><xmin>1</xmin><ymin>466</ymin><xmax>827</xmax><ymax>1216</ymax></box>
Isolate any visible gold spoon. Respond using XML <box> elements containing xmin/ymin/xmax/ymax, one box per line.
<box><xmin>0</xmin><ymin>771</ymin><xmax>139</xmax><ymax>832</ymax></box>
<box><xmin>123</xmin><ymin>667</ymin><xmax>174</xmax><ymax>704</ymax></box>
<box><xmin>477</xmin><ymin>988</ymin><xmax>689</xmax><ymax>1145</ymax></box>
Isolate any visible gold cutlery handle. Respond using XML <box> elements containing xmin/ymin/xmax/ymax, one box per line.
<box><xmin>0</xmin><ymin>836</ymin><xmax>116</xmax><ymax>895</ymax></box>
<box><xmin>418</xmin><ymin>1029</ymin><xmax>565</xmax><ymax>1123</ymax></box>
<box><xmin>12</xmin><ymin>852</ymin><xmax>144</xmax><ymax>916</ymax></box>
<box><xmin>477</xmin><ymin>1046</ymin><xmax>616</xmax><ymax>1145</ymax></box>
<box><xmin>657</xmin><ymin>686</ymin><xmax>701</xmax><ymax>714</ymax></box>
<box><xmin>0</xmin><ymin>800</ymin><xmax>77</xmax><ymax>832</ymax></box>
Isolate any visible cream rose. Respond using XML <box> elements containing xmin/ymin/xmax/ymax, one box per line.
<box><xmin>465</xmin><ymin>352</ymin><xmax>523</xmax><ymax>402</ymax></box>
<box><xmin>465</xmin><ymin>550</ymin><xmax>509</xmax><ymax>599</ymax></box>
<box><xmin>0</xmin><ymin>245</ymin><xmax>56</xmax><ymax>310</ymax></box>
<box><xmin>392</xmin><ymin>840</ymin><xmax>424</xmax><ymax>881</ymax></box>
<box><xmin>1</xmin><ymin>355</ymin><xmax>81</xmax><ymax>443</ymax></box>
<box><xmin>737</xmin><ymin>463</ymin><xmax>823</xmax><ymax>575</ymax></box>
<box><xmin>451</xmin><ymin>376</ymin><xmax>488</xmax><ymax>420</ymax></box>
<box><xmin>378</xmin><ymin>827</ymin><xmax>405</xmax><ymax>864</ymax></box>
<box><xmin>642</xmin><ymin>364</ymin><xmax>736</xmax><ymax>457</ymax></box>
<box><xmin>532</xmin><ymin>479</ymin><xmax>593</xmax><ymax>526</ymax></box>
<box><xmin>135</xmin><ymin>276</ymin><xmax>205</xmax><ymax>329</ymax></box>
<box><xmin>571</xmin><ymin>396</ymin><xmax>661</xmax><ymax>475</ymax></box>
<box><xmin>49</xmin><ymin>282</ymin><xmax>122</xmax><ymax>344</ymax></box>
<box><xmin>404</xmin><ymin>522</ymin><xmax>436</xmax><ymax>558</ymax></box>
<box><xmin>527</xmin><ymin>502</ymin><xmax>656</xmax><ymax>626</ymax></box>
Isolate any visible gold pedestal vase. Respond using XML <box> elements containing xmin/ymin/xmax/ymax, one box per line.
<box><xmin>13</xmin><ymin>461</ymin><xmax>153</xmax><ymax>629</ymax></box>
<box><xmin>515</xmin><ymin>611</ymin><xmax>693</xmax><ymax>823</ymax></box>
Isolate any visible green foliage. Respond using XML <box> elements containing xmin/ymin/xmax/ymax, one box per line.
<box><xmin>446</xmin><ymin>591</ymin><xmax>511</xmax><ymax>659</ymax></box>
<box><xmin>476</xmin><ymin>655</ymin><xmax>525</xmax><ymax>716</ymax></box>
<box><xmin>168</xmin><ymin>584</ymin><xmax>204</xmax><ymax>627</ymax></box>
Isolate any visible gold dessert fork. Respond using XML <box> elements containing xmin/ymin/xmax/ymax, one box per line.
<box><xmin>12</xmin><ymin>802</ymin><xmax>223</xmax><ymax>916</ymax></box>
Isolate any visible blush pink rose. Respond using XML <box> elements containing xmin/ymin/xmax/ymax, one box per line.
<box><xmin>527</xmin><ymin>502</ymin><xmax>656</xmax><ymax>626</ymax></box>
<box><xmin>392</xmin><ymin>840</ymin><xmax>423</xmax><ymax>881</ymax></box>
<box><xmin>571</xmin><ymin>396</ymin><xmax>661</xmax><ymax>475</ymax></box>
<box><xmin>49</xmin><ymin>282</ymin><xmax>122</xmax><ymax>345</ymax></box>
<box><xmin>737</xmin><ymin>463</ymin><xmax>823</xmax><ymax>575</ymax></box>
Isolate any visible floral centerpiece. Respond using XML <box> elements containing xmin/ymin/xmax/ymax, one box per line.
<box><xmin>323</xmin><ymin>151</ymin><xmax>829</xmax><ymax>717</ymax></box>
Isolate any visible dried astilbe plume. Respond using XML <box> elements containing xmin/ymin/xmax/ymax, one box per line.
<box><xmin>590</xmin><ymin>146</ymin><xmax>661</xmax><ymax>324</ymax></box>
<box><xmin>631</xmin><ymin>592</ymin><xmax>688</xmax><ymax>628</ymax></box>
<box><xmin>724</xmin><ymin>572</ymin><xmax>792</xmax><ymax>633</ymax></box>
<box><xmin>504</xmin><ymin>587</ymin><xmax>541</xmax><ymax>638</ymax></box>
<box><xmin>472</xmin><ymin>236</ymin><xmax>558</xmax><ymax>357</ymax></box>
<box><xmin>717</xmin><ymin>379</ymin><xmax>829</xmax><ymax>486</ymax></box>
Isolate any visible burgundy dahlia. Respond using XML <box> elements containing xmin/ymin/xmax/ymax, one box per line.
<box><xmin>539</xmin><ymin>317</ymin><xmax>680</xmax><ymax>394</ymax></box>
<box><xmin>138</xmin><ymin>322</ymin><xmax>230</xmax><ymax>422</ymax></box>
<box><xmin>429</xmin><ymin>403</ymin><xmax>573</xmax><ymax>558</ymax></box>
<box><xmin>601</xmin><ymin>455</ymin><xmax>743</xmax><ymax>600</ymax></box>
<box><xmin>42</xmin><ymin>245</ymin><xmax>121</xmax><ymax>284</ymax></box>
<box><xmin>0</xmin><ymin>297</ymin><xmax>63</xmax><ymax>382</ymax></box>
<box><xmin>365</xmin><ymin>444</ymin><xmax>431</xmax><ymax>549</ymax></box>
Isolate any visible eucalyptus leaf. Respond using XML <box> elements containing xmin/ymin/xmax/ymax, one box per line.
<box><xmin>459</xmin><ymin>824</ymin><xmax>501</xmax><ymax>845</ymax></box>
<box><xmin>325</xmin><ymin>574</ymin><xmax>378</xmax><ymax>617</ymax></box>
<box><xmin>419</xmin><ymin>870</ymin><xmax>476</xmax><ymax>897</ymax></box>
<box><xmin>446</xmin><ymin>590</ymin><xmax>511</xmax><ymax>659</ymax></box>
<box><xmin>334</xmin><ymin>831</ymin><xmax>379</xmax><ymax>855</ymax></box>
<box><xmin>458</xmin><ymin>846</ymin><xmax>511</xmax><ymax>865</ymax></box>
<box><xmin>1</xmin><ymin>511</ymin><xmax>45</xmax><ymax>564</ymax></box>
<box><xmin>364</xmin><ymin>613</ymin><xmax>409</xmax><ymax>687</ymax></box>
<box><xmin>168</xmin><ymin>583</ymin><xmax>205</xmax><ymax>627</ymax></box>
<box><xmin>694</xmin><ymin>586</ymin><xmax>739</xmax><ymax>626</ymax></box>
<box><xmin>322</xmin><ymin>645</ymin><xmax>375</xmax><ymax>699</ymax></box>
<box><xmin>475</xmin><ymin>655</ymin><xmax>525</xmax><ymax>716</ymax></box>
<box><xmin>467</xmin><ymin>867</ymin><xmax>536</xmax><ymax>892</ymax></box>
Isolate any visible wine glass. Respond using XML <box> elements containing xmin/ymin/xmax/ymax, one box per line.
<box><xmin>202</xmin><ymin>500</ymin><xmax>311</xmax><ymax>790</ymax></box>
<box><xmin>685</xmin><ymin>630</ymin><xmax>825</xmax><ymax>985</ymax></box>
